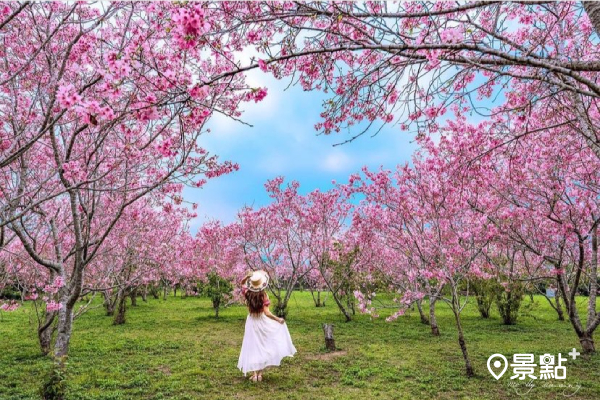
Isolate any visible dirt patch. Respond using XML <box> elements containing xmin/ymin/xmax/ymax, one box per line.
<box><xmin>305</xmin><ymin>350</ymin><xmax>347</xmax><ymax>361</ymax></box>
<box><xmin>151</xmin><ymin>365</ymin><xmax>172</xmax><ymax>376</ymax></box>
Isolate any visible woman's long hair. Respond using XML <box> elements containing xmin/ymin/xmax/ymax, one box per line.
<box><xmin>245</xmin><ymin>290</ymin><xmax>266</xmax><ymax>316</ymax></box>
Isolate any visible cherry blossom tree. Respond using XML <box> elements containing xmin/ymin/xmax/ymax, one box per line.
<box><xmin>446</xmin><ymin>115</ymin><xmax>600</xmax><ymax>353</ymax></box>
<box><xmin>349</xmin><ymin>169</ymin><xmax>447</xmax><ymax>336</ymax></box>
<box><xmin>93</xmin><ymin>200</ymin><xmax>194</xmax><ymax>325</ymax></box>
<box><xmin>0</xmin><ymin>2</ymin><xmax>264</xmax><ymax>359</ymax></box>
<box><xmin>0</xmin><ymin>198</ymin><xmax>195</xmax><ymax>353</ymax></box>
<box><xmin>303</xmin><ymin>187</ymin><xmax>354</xmax><ymax>320</ymax></box>
<box><xmin>179</xmin><ymin>2</ymin><xmax>597</xmax><ymax>157</ymax></box>
<box><xmin>350</xmin><ymin>150</ymin><xmax>493</xmax><ymax>377</ymax></box>
<box><xmin>236</xmin><ymin>178</ymin><xmax>314</xmax><ymax>318</ymax></box>
<box><xmin>302</xmin><ymin>266</ymin><xmax>329</xmax><ymax>307</ymax></box>
<box><xmin>194</xmin><ymin>220</ymin><xmax>245</xmax><ymax>316</ymax></box>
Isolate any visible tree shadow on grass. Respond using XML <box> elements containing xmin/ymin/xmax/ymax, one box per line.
<box><xmin>13</xmin><ymin>351</ymin><xmax>47</xmax><ymax>362</ymax></box>
<box><xmin>194</xmin><ymin>314</ymin><xmax>245</xmax><ymax>323</ymax></box>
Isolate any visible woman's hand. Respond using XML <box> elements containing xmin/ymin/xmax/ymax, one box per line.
<box><xmin>278</xmin><ymin>318</ymin><xmax>285</xmax><ymax>324</ymax></box>
<box><xmin>240</xmin><ymin>270</ymin><xmax>253</xmax><ymax>286</ymax></box>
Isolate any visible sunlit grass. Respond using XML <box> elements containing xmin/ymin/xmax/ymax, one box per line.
<box><xmin>1</xmin><ymin>292</ymin><xmax>599</xmax><ymax>400</ymax></box>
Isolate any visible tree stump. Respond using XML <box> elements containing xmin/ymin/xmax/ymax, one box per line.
<box><xmin>323</xmin><ymin>323</ymin><xmax>336</xmax><ymax>351</ymax></box>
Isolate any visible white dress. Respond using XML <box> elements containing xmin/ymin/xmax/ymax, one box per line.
<box><xmin>237</xmin><ymin>307</ymin><xmax>297</xmax><ymax>375</ymax></box>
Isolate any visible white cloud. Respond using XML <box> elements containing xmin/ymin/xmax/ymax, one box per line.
<box><xmin>321</xmin><ymin>150</ymin><xmax>353</xmax><ymax>173</ymax></box>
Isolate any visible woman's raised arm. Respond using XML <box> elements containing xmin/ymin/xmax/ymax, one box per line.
<box><xmin>240</xmin><ymin>270</ymin><xmax>253</xmax><ymax>286</ymax></box>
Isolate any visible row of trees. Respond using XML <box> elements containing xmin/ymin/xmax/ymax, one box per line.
<box><xmin>193</xmin><ymin>110</ymin><xmax>600</xmax><ymax>376</ymax></box>
<box><xmin>2</xmin><ymin>1</ymin><xmax>600</xmax><ymax>384</ymax></box>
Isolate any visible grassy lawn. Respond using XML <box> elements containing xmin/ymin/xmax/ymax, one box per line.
<box><xmin>1</xmin><ymin>292</ymin><xmax>599</xmax><ymax>400</ymax></box>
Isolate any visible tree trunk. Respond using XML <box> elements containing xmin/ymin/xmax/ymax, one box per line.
<box><xmin>113</xmin><ymin>289</ymin><xmax>127</xmax><ymax>325</ymax></box>
<box><xmin>129</xmin><ymin>287</ymin><xmax>137</xmax><ymax>307</ymax></box>
<box><xmin>454</xmin><ymin>309</ymin><xmax>474</xmax><ymax>377</ymax></box>
<box><xmin>323</xmin><ymin>323</ymin><xmax>336</xmax><ymax>351</ymax></box>
<box><xmin>579</xmin><ymin>331</ymin><xmax>596</xmax><ymax>353</ymax></box>
<box><xmin>346</xmin><ymin>293</ymin><xmax>355</xmax><ymax>315</ymax></box>
<box><xmin>589</xmin><ymin>225</ymin><xmax>598</xmax><ymax>325</ymax></box>
<box><xmin>555</xmin><ymin>285</ymin><xmax>565</xmax><ymax>321</ymax></box>
<box><xmin>555</xmin><ymin>262</ymin><xmax>598</xmax><ymax>353</ymax></box>
<box><xmin>53</xmin><ymin>300</ymin><xmax>74</xmax><ymax>358</ymax></box>
<box><xmin>429</xmin><ymin>298</ymin><xmax>440</xmax><ymax>336</ymax></box>
<box><xmin>275</xmin><ymin>285</ymin><xmax>296</xmax><ymax>318</ymax></box>
<box><xmin>141</xmin><ymin>286</ymin><xmax>148</xmax><ymax>302</ymax></box>
<box><xmin>274</xmin><ymin>301</ymin><xmax>288</xmax><ymax>318</ymax></box>
<box><xmin>38</xmin><ymin>311</ymin><xmax>57</xmax><ymax>355</ymax></box>
<box><xmin>417</xmin><ymin>299</ymin><xmax>429</xmax><ymax>325</ymax></box>
<box><xmin>331</xmin><ymin>290</ymin><xmax>352</xmax><ymax>322</ymax></box>
<box><xmin>584</xmin><ymin>2</ymin><xmax>600</xmax><ymax>38</ymax></box>
<box><xmin>542</xmin><ymin>283</ymin><xmax>565</xmax><ymax>321</ymax></box>
<box><xmin>213</xmin><ymin>298</ymin><xmax>220</xmax><ymax>318</ymax></box>
<box><xmin>38</xmin><ymin>326</ymin><xmax>54</xmax><ymax>356</ymax></box>
<box><xmin>103</xmin><ymin>290</ymin><xmax>115</xmax><ymax>316</ymax></box>
<box><xmin>316</xmin><ymin>290</ymin><xmax>322</xmax><ymax>307</ymax></box>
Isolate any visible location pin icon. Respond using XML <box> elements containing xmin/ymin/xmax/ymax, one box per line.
<box><xmin>487</xmin><ymin>354</ymin><xmax>508</xmax><ymax>380</ymax></box>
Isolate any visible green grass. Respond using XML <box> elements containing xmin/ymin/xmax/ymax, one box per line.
<box><xmin>1</xmin><ymin>292</ymin><xmax>599</xmax><ymax>400</ymax></box>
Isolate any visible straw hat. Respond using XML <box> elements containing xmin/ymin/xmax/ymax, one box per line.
<box><xmin>245</xmin><ymin>270</ymin><xmax>269</xmax><ymax>292</ymax></box>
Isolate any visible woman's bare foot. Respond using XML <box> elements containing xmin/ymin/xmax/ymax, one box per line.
<box><xmin>249</xmin><ymin>373</ymin><xmax>258</xmax><ymax>382</ymax></box>
<box><xmin>257</xmin><ymin>371</ymin><xmax>263</xmax><ymax>381</ymax></box>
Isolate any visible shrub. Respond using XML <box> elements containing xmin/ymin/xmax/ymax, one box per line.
<box><xmin>0</xmin><ymin>285</ymin><xmax>22</xmax><ymax>300</ymax></box>
<box><xmin>495</xmin><ymin>279</ymin><xmax>524</xmax><ymax>325</ymax></box>
<box><xmin>470</xmin><ymin>278</ymin><xmax>498</xmax><ymax>319</ymax></box>
<box><xmin>197</xmin><ymin>273</ymin><xmax>233</xmax><ymax>318</ymax></box>
<box><xmin>41</xmin><ymin>357</ymin><xmax>67</xmax><ymax>400</ymax></box>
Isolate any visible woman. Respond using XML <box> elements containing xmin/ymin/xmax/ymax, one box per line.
<box><xmin>237</xmin><ymin>270</ymin><xmax>297</xmax><ymax>382</ymax></box>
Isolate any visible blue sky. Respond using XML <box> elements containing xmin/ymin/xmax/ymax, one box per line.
<box><xmin>184</xmin><ymin>69</ymin><xmax>419</xmax><ymax>230</ymax></box>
